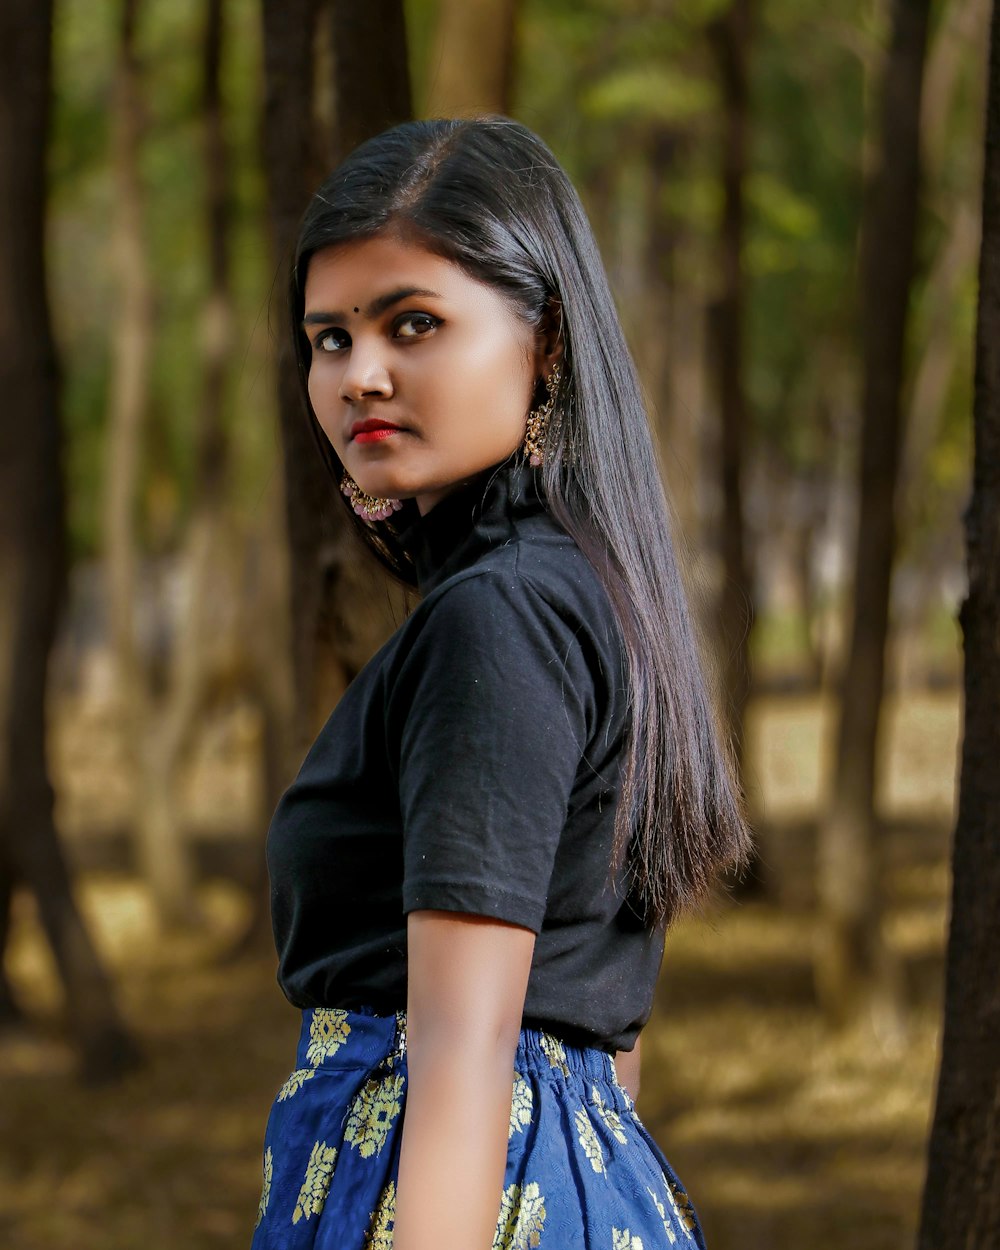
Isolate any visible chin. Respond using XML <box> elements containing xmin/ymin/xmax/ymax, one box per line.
<box><xmin>347</xmin><ymin>451</ymin><xmax>496</xmax><ymax>503</ymax></box>
<box><xmin>348</xmin><ymin>467</ymin><xmax>413</xmax><ymax>500</ymax></box>
<box><xmin>346</xmin><ymin>459</ymin><xmax>432</xmax><ymax>502</ymax></box>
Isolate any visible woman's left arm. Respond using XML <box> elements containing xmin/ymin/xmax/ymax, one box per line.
<box><xmin>392</xmin><ymin>909</ymin><xmax>536</xmax><ymax>1250</ymax></box>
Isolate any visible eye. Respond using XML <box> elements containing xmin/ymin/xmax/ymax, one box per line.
<box><xmin>314</xmin><ymin>328</ymin><xmax>349</xmax><ymax>353</ymax></box>
<box><xmin>394</xmin><ymin>313</ymin><xmax>440</xmax><ymax>339</ymax></box>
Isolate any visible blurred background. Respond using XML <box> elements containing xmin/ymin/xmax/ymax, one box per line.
<box><xmin>0</xmin><ymin>0</ymin><xmax>992</xmax><ymax>1247</ymax></box>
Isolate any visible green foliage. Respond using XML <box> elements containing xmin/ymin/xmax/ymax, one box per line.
<box><xmin>745</xmin><ymin>2</ymin><xmax>870</xmax><ymax>468</ymax></box>
<box><xmin>50</xmin><ymin>0</ymin><xmax>272</xmax><ymax>559</ymax></box>
<box><xmin>48</xmin><ymin>0</ymin><xmax>983</xmax><ymax>585</ymax></box>
<box><xmin>406</xmin><ymin>0</ymin><xmax>441</xmax><ymax>114</ymax></box>
<box><xmin>581</xmin><ymin>64</ymin><xmax>717</xmax><ymax>126</ymax></box>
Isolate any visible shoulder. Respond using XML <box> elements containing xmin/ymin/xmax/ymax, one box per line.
<box><xmin>385</xmin><ymin>522</ymin><xmax>624</xmax><ymax>731</ymax></box>
<box><xmin>413</xmin><ymin>514</ymin><xmax>622</xmax><ymax>655</ymax></box>
<box><xmin>398</xmin><ymin>562</ymin><xmax>584</xmax><ymax>673</ymax></box>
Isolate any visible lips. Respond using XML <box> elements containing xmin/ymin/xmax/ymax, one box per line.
<box><xmin>350</xmin><ymin>418</ymin><xmax>403</xmax><ymax>441</ymax></box>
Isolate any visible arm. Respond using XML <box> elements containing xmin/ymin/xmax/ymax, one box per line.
<box><xmin>614</xmin><ymin>1033</ymin><xmax>641</xmax><ymax>1102</ymax></box>
<box><xmin>393</xmin><ymin>909</ymin><xmax>536</xmax><ymax>1250</ymax></box>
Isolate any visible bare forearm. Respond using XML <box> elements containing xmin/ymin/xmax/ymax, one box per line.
<box><xmin>394</xmin><ymin>1043</ymin><xmax>513</xmax><ymax>1250</ymax></box>
<box><xmin>396</xmin><ymin>909</ymin><xmax>534</xmax><ymax>1249</ymax></box>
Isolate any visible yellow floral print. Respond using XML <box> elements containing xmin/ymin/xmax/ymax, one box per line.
<box><xmin>539</xmin><ymin>1032</ymin><xmax>570</xmax><ymax>1077</ymax></box>
<box><xmin>647</xmin><ymin>1187</ymin><xmax>677</xmax><ymax>1245</ymax></box>
<box><xmin>493</xmin><ymin>1180</ymin><xmax>547</xmax><ymax>1249</ymax></box>
<box><xmin>255</xmin><ymin>1146</ymin><xmax>272</xmax><ymax>1229</ymax></box>
<box><xmin>364</xmin><ymin>1180</ymin><xmax>396</xmax><ymax>1250</ymax></box>
<box><xmin>509</xmin><ymin>1071</ymin><xmax>534</xmax><ymax>1139</ymax></box>
<box><xmin>305</xmin><ymin>1008</ymin><xmax>352</xmax><ymax>1066</ymax></box>
<box><xmin>591</xmin><ymin>1085</ymin><xmax>628</xmax><ymax>1144</ymax></box>
<box><xmin>613</xmin><ymin>1230</ymin><xmax>644</xmax><ymax>1250</ymax></box>
<box><xmin>344</xmin><ymin>1073</ymin><xmax>405</xmax><ymax>1159</ymax></box>
<box><xmin>292</xmin><ymin>1140</ymin><xmax>337</xmax><ymax>1224</ymax></box>
<box><xmin>277</xmin><ymin>1068</ymin><xmax>316</xmax><ymax>1101</ymax></box>
<box><xmin>574</xmin><ymin>1105</ymin><xmax>605</xmax><ymax>1174</ymax></box>
<box><xmin>665</xmin><ymin>1175</ymin><xmax>698</xmax><ymax>1235</ymax></box>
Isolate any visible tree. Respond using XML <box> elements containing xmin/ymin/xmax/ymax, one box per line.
<box><xmin>261</xmin><ymin>0</ymin><xmax>413</xmax><ymax>750</ymax></box>
<box><xmin>134</xmin><ymin>0</ymin><xmax>297</xmax><ymax>938</ymax></box>
<box><xmin>326</xmin><ymin>1</ymin><xmax>412</xmax><ymax>163</ymax></box>
<box><xmin>897</xmin><ymin>0</ymin><xmax>990</xmax><ymax>684</ymax></box>
<box><xmin>427</xmin><ymin>0</ymin><xmax>520</xmax><ymax>116</ymax></box>
<box><xmin>102</xmin><ymin>0</ymin><xmax>205</xmax><ymax>927</ymax></box>
<box><xmin>917</xmin><ymin>4</ymin><xmax>1000</xmax><ymax>1243</ymax></box>
<box><xmin>0</xmin><ymin>0</ymin><xmax>139</xmax><ymax>1081</ymax></box>
<box><xmin>707</xmin><ymin>0</ymin><xmax>756</xmax><ymax>822</ymax></box>
<box><xmin>815</xmin><ymin>0</ymin><xmax>932</xmax><ymax>1027</ymax></box>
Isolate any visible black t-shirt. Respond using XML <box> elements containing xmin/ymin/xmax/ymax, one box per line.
<box><xmin>266</xmin><ymin>457</ymin><xmax>666</xmax><ymax>1051</ymax></box>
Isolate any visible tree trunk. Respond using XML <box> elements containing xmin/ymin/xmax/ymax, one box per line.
<box><xmin>262</xmin><ymin>0</ymin><xmax>413</xmax><ymax>749</ymax></box>
<box><xmin>917</xmin><ymin>6</ymin><xmax>1000</xmax><ymax>1242</ymax></box>
<box><xmin>901</xmin><ymin>0</ymin><xmax>989</xmax><ymax>576</ymax></box>
<box><xmin>0</xmin><ymin>869</ymin><xmax>18</xmax><ymax>1021</ymax></box>
<box><xmin>103</xmin><ymin>0</ymin><xmax>200</xmax><ymax>927</ymax></box>
<box><xmin>0</xmin><ymin>0</ymin><xmax>140</xmax><ymax>1081</ymax></box>
<box><xmin>707</xmin><ymin>0</ymin><xmax>758</xmax><ymax>883</ymax></box>
<box><xmin>795</xmin><ymin>460</ymin><xmax>835</xmax><ymax>691</ymax></box>
<box><xmin>901</xmin><ymin>199</ymin><xmax>981</xmax><ymax>518</ymax></box>
<box><xmin>815</xmin><ymin>0</ymin><xmax>932</xmax><ymax>1028</ymax></box>
<box><xmin>189</xmin><ymin>0</ymin><xmax>299</xmax><ymax>958</ymax></box>
<box><xmin>197</xmin><ymin>0</ymin><xmax>231</xmax><ymax>508</ymax></box>
<box><xmin>427</xmin><ymin>0</ymin><xmax>519</xmax><ymax>116</ymax></box>
<box><xmin>320</xmin><ymin>0</ymin><xmax>415</xmax><ymax>698</ymax></box>
<box><xmin>135</xmin><ymin>0</ymin><xmax>244</xmax><ymax>936</ymax></box>
<box><xmin>921</xmin><ymin>0</ymin><xmax>991</xmax><ymax>177</ymax></box>
<box><xmin>637</xmin><ymin>128</ymin><xmax>701</xmax><ymax>542</ymax></box>
<box><xmin>327</xmin><ymin>1</ymin><xmax>412</xmax><ymax>165</ymax></box>
<box><xmin>261</xmin><ymin>0</ymin><xmax>341</xmax><ymax>749</ymax></box>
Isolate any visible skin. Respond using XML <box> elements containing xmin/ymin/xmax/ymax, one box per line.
<box><xmin>616</xmin><ymin>1034</ymin><xmax>641</xmax><ymax>1101</ymax></box>
<box><xmin>303</xmin><ymin>230</ymin><xmax>556</xmax><ymax>515</ymax></box>
<box><xmin>301</xmin><ymin>231</ymin><xmax>640</xmax><ymax>1249</ymax></box>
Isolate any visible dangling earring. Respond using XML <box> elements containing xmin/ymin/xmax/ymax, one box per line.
<box><xmin>340</xmin><ymin>471</ymin><xmax>404</xmax><ymax>522</ymax></box>
<box><xmin>523</xmin><ymin>362</ymin><xmax>562</xmax><ymax>467</ymax></box>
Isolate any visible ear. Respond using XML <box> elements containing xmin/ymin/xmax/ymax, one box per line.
<box><xmin>533</xmin><ymin>297</ymin><xmax>564</xmax><ymax>380</ymax></box>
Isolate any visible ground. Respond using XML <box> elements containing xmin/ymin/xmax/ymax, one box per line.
<box><xmin>0</xmin><ymin>690</ymin><xmax>956</xmax><ymax>1249</ymax></box>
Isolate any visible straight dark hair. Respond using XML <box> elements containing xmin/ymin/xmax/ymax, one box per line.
<box><xmin>290</xmin><ymin>116</ymin><xmax>752</xmax><ymax>929</ymax></box>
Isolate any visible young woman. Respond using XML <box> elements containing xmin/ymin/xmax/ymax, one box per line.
<box><xmin>251</xmin><ymin>116</ymin><xmax>751</xmax><ymax>1250</ymax></box>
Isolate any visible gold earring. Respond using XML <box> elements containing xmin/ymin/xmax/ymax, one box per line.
<box><xmin>340</xmin><ymin>470</ymin><xmax>403</xmax><ymax>522</ymax></box>
<box><xmin>523</xmin><ymin>362</ymin><xmax>562</xmax><ymax>467</ymax></box>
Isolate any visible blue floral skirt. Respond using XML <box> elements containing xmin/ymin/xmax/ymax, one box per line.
<box><xmin>251</xmin><ymin>1005</ymin><xmax>706</xmax><ymax>1249</ymax></box>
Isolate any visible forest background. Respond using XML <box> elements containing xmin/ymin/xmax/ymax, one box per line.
<box><xmin>0</xmin><ymin>0</ymin><xmax>996</xmax><ymax>1248</ymax></box>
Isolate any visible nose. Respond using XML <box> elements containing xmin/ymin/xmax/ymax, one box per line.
<box><xmin>338</xmin><ymin>341</ymin><xmax>394</xmax><ymax>404</ymax></box>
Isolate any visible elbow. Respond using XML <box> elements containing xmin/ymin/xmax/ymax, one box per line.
<box><xmin>407</xmin><ymin>1010</ymin><xmax>521</xmax><ymax>1076</ymax></box>
<box><xmin>404</xmin><ymin>909</ymin><xmax>536</xmax><ymax>1080</ymax></box>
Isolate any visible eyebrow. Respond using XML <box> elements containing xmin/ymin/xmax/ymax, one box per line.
<box><xmin>302</xmin><ymin>286</ymin><xmax>443</xmax><ymax>327</ymax></box>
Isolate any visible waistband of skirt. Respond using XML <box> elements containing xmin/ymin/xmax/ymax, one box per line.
<box><xmin>294</xmin><ymin>1004</ymin><xmax>619</xmax><ymax>1086</ymax></box>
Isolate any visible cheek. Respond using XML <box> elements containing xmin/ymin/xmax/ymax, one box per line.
<box><xmin>307</xmin><ymin>364</ymin><xmax>325</xmax><ymax>408</ymax></box>
<box><xmin>447</xmin><ymin>336</ymin><xmax>533</xmax><ymax>425</ymax></box>
<box><xmin>308</xmin><ymin>364</ymin><xmax>337</xmax><ymax>411</ymax></box>
<box><xmin>307</xmin><ymin>368</ymin><xmax>344</xmax><ymax>444</ymax></box>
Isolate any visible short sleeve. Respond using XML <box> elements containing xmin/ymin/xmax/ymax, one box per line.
<box><xmin>388</xmin><ymin>570</ymin><xmax>595</xmax><ymax>933</ymax></box>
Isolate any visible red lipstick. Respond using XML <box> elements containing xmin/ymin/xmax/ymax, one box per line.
<box><xmin>350</xmin><ymin>418</ymin><xmax>403</xmax><ymax>444</ymax></box>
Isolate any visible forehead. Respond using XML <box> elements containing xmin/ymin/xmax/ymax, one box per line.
<box><xmin>304</xmin><ymin>233</ymin><xmax>464</xmax><ymax>300</ymax></box>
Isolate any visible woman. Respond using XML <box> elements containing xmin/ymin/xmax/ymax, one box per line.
<box><xmin>252</xmin><ymin>116</ymin><xmax>751</xmax><ymax>1250</ymax></box>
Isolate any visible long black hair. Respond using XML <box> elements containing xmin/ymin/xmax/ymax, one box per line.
<box><xmin>290</xmin><ymin>116</ymin><xmax>752</xmax><ymax>929</ymax></box>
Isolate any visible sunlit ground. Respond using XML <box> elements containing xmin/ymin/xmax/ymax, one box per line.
<box><xmin>1</xmin><ymin>690</ymin><xmax>957</xmax><ymax>1249</ymax></box>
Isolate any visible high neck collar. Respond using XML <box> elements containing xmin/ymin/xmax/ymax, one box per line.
<box><xmin>397</xmin><ymin>457</ymin><xmax>549</xmax><ymax>595</ymax></box>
